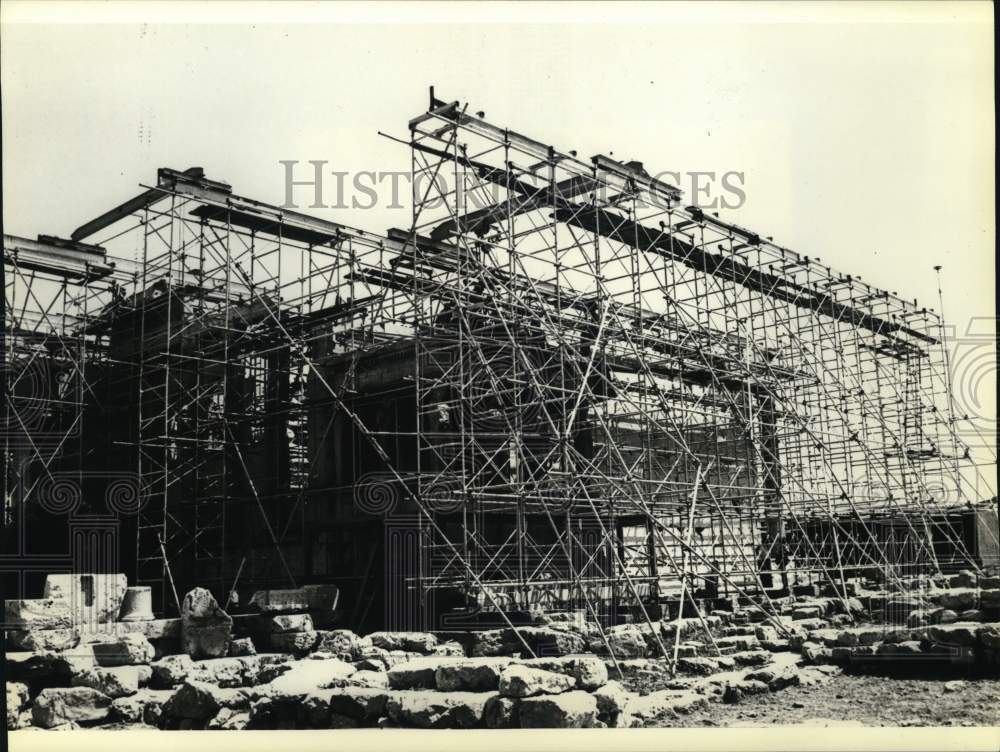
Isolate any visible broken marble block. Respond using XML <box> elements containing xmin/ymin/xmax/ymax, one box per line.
<box><xmin>181</xmin><ymin>587</ymin><xmax>233</xmax><ymax>659</ymax></box>
<box><xmin>44</xmin><ymin>573</ymin><xmax>128</xmax><ymax>627</ymax></box>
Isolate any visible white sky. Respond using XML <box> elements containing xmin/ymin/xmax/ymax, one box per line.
<box><xmin>2</xmin><ymin>1</ymin><xmax>995</xmax><ymax>483</ymax></box>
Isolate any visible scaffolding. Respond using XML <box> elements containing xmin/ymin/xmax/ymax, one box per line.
<box><xmin>3</xmin><ymin>90</ymin><xmax>997</xmax><ymax>651</ymax></box>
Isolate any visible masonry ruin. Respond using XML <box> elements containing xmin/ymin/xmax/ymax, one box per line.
<box><xmin>4</xmin><ymin>90</ymin><xmax>999</xmax><ymax>731</ymax></box>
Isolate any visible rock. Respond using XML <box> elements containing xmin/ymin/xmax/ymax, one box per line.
<box><xmin>340</xmin><ymin>670</ymin><xmax>389</xmax><ymax>689</ymax></box>
<box><xmin>802</xmin><ymin>643</ymin><xmax>834</xmax><ymax>664</ymax></box>
<box><xmin>6</xmin><ymin>682</ymin><xmax>29</xmax><ymax>730</ymax></box>
<box><xmin>906</xmin><ymin>610</ymin><xmax>930</xmax><ymax>628</ymax></box>
<box><xmin>151</xmin><ymin>654</ymin><xmax>195</xmax><ymax>688</ymax></box>
<box><xmin>386</xmin><ymin>689</ymin><xmax>494</xmax><ymax>729</ymax></box>
<box><xmin>755</xmin><ymin>625</ymin><xmax>780</xmax><ymax>642</ymax></box>
<box><xmin>518</xmin><ymin>690</ymin><xmax>598</xmax><ymax>728</ymax></box>
<box><xmin>519</xmin><ymin>655</ymin><xmax>608</xmax><ymax>690</ymax></box>
<box><xmin>499</xmin><ymin>664</ymin><xmax>575</xmax><ymax>697</ymax></box>
<box><xmin>722</xmin><ymin>680</ymin><xmax>769</xmax><ymax>703</ymax></box>
<box><xmin>110</xmin><ymin>688</ymin><xmax>174</xmax><ymax>725</ymax></box>
<box><xmin>181</xmin><ymin>588</ymin><xmax>233</xmax><ymax>660</ymax></box>
<box><xmin>483</xmin><ymin>695</ymin><xmax>518</xmax><ymax>728</ymax></box>
<box><xmin>6</xmin><ymin>628</ymin><xmax>79</xmax><ymax>652</ymax></box>
<box><xmin>760</xmin><ymin>639</ymin><xmax>790</xmax><ymax>652</ymax></box>
<box><xmin>270</xmin><ymin>631</ymin><xmax>320</xmax><ymax>655</ymax></box>
<box><xmin>44</xmin><ymin>573</ymin><xmax>128</xmax><ymax>625</ymax></box>
<box><xmin>32</xmin><ymin>687</ymin><xmax>112</xmax><ymax>728</ymax></box>
<box><xmin>315</xmin><ymin>629</ymin><xmax>369</xmax><ymax>661</ymax></box>
<box><xmin>592</xmin><ymin>680</ymin><xmax>633</xmax><ymax>727</ymax></box>
<box><xmin>5</xmin><ymin>598</ymin><xmax>72</xmax><ymax>630</ymax></box>
<box><xmin>92</xmin><ymin>633</ymin><xmax>156</xmax><ymax>666</ymax></box>
<box><xmin>959</xmin><ymin>610</ymin><xmax>983</xmax><ymax>622</ymax></box>
<box><xmin>188</xmin><ymin>657</ymin><xmax>255</xmax><ymax>688</ymax></box>
<box><xmin>228</xmin><ymin>637</ymin><xmax>256</xmax><ymax>656</ymax></box>
<box><xmin>943</xmin><ymin>680</ymin><xmax>967</xmax><ymax>692</ymax></box>
<box><xmin>249</xmin><ymin>585</ymin><xmax>340</xmax><ymax>614</ymax></box>
<box><xmin>162</xmin><ymin>680</ymin><xmax>248</xmax><ymax>721</ymax></box>
<box><xmin>262</xmin><ymin>614</ymin><xmax>315</xmax><ymax>633</ymax></box>
<box><xmin>71</xmin><ymin>666</ymin><xmax>145</xmax><ymax>698</ymax></box>
<box><xmin>436</xmin><ymin>657</ymin><xmax>511</xmax><ymax>691</ymax></box>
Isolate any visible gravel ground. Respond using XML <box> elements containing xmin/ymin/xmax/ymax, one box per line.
<box><xmin>647</xmin><ymin>673</ymin><xmax>1000</xmax><ymax>727</ymax></box>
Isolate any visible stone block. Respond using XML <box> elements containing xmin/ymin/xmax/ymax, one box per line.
<box><xmin>32</xmin><ymin>687</ymin><xmax>112</xmax><ymax>728</ymax></box>
<box><xmin>436</xmin><ymin>657</ymin><xmax>511</xmax><ymax>692</ymax></box>
<box><xmin>315</xmin><ymin>629</ymin><xmax>370</xmax><ymax>661</ymax></box>
<box><xmin>369</xmin><ymin>631</ymin><xmax>438</xmax><ymax>653</ymax></box>
<box><xmin>228</xmin><ymin>637</ymin><xmax>257</xmax><ymax>656</ymax></box>
<box><xmin>483</xmin><ymin>695</ymin><xmax>518</xmax><ymax>728</ymax></box>
<box><xmin>4</xmin><ymin>598</ymin><xmax>71</xmax><ymax>630</ymax></box>
<box><xmin>71</xmin><ymin>666</ymin><xmax>146</xmax><ymax>698</ymax></box>
<box><xmin>181</xmin><ymin>588</ymin><xmax>233</xmax><ymax>660</ymax></box>
<box><xmin>7</xmin><ymin>682</ymin><xmax>29</xmax><ymax>730</ymax></box>
<box><xmin>262</xmin><ymin>613</ymin><xmax>314</xmax><ymax>633</ymax></box>
<box><xmin>249</xmin><ymin>584</ymin><xmax>339</xmax><ymax>614</ymax></box>
<box><xmin>386</xmin><ymin>689</ymin><xmax>495</xmax><ymax>729</ymax></box>
<box><xmin>162</xmin><ymin>679</ymin><xmax>249</xmax><ymax>721</ymax></box>
<box><xmin>519</xmin><ymin>655</ymin><xmax>608</xmax><ymax>690</ymax></box>
<box><xmin>722</xmin><ymin>679</ymin><xmax>769</xmax><ymax>703</ymax></box>
<box><xmin>387</xmin><ymin>657</ymin><xmax>441</xmax><ymax>689</ymax></box>
<box><xmin>499</xmin><ymin>664</ymin><xmax>575</xmax><ymax>697</ymax></box>
<box><xmin>517</xmin><ymin>689</ymin><xmax>598</xmax><ymax>728</ymax></box>
<box><xmin>266</xmin><ymin>656</ymin><xmax>356</xmax><ymax>696</ymax></box>
<box><xmin>44</xmin><ymin>573</ymin><xmax>127</xmax><ymax>626</ymax></box>
<box><xmin>270</xmin><ymin>630</ymin><xmax>320</xmax><ymax>655</ymax></box>
<box><xmin>151</xmin><ymin>654</ymin><xmax>195</xmax><ymax>688</ymax></box>
<box><xmin>7</xmin><ymin>627</ymin><xmax>78</xmax><ymax>652</ymax></box>
<box><xmin>592</xmin><ymin>680</ymin><xmax>633</xmax><ymax>727</ymax></box>
<box><xmin>109</xmin><ymin>688</ymin><xmax>173</xmax><ymax>725</ymax></box>
<box><xmin>92</xmin><ymin>634</ymin><xmax>156</xmax><ymax>666</ymax></box>
<box><xmin>326</xmin><ymin>687</ymin><xmax>390</xmax><ymax>721</ymax></box>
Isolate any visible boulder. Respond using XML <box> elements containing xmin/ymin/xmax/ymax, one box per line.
<box><xmin>151</xmin><ymin>654</ymin><xmax>194</xmax><ymax>688</ymax></box>
<box><xmin>32</xmin><ymin>687</ymin><xmax>112</xmax><ymax>728</ymax></box>
<box><xmin>959</xmin><ymin>610</ymin><xmax>983</xmax><ymax>622</ymax></box>
<box><xmin>110</xmin><ymin>688</ymin><xmax>174</xmax><ymax>725</ymax></box>
<box><xmin>935</xmin><ymin>609</ymin><xmax>960</xmax><ymax>625</ymax></box>
<box><xmin>181</xmin><ymin>588</ymin><xmax>233</xmax><ymax>660</ymax></box>
<box><xmin>732</xmin><ymin>650</ymin><xmax>771</xmax><ymax>667</ymax></box>
<box><xmin>6</xmin><ymin>628</ymin><xmax>79</xmax><ymax>652</ymax></box>
<box><xmin>249</xmin><ymin>584</ymin><xmax>340</xmax><ymax>614</ymax></box>
<box><xmin>499</xmin><ymin>664</ymin><xmax>575</xmax><ymax>697</ymax></box>
<box><xmin>387</xmin><ymin>658</ymin><xmax>441</xmax><ymax>689</ymax></box>
<box><xmin>386</xmin><ymin>689</ymin><xmax>494</xmax><ymax>729</ymax></box>
<box><xmin>436</xmin><ymin>657</ymin><xmax>511</xmax><ymax>692</ymax></box>
<box><xmin>676</xmin><ymin>656</ymin><xmax>720</xmax><ymax>676</ymax></box>
<box><xmin>368</xmin><ymin>631</ymin><xmax>438</xmax><ymax>654</ymax></box>
<box><xmin>5</xmin><ymin>598</ymin><xmax>72</xmax><ymax>630</ymax></box>
<box><xmin>518</xmin><ymin>690</ymin><xmax>598</xmax><ymax>728</ymax></box>
<box><xmin>188</xmin><ymin>657</ymin><xmax>254</xmax><ymax>688</ymax></box>
<box><xmin>483</xmin><ymin>695</ymin><xmax>519</xmax><ymax>728</ymax></box>
<box><xmin>92</xmin><ymin>634</ymin><xmax>156</xmax><ymax>666</ymax></box>
<box><xmin>432</xmin><ymin>640</ymin><xmax>466</xmax><ymax>657</ymax></box>
<box><xmin>592</xmin><ymin>680</ymin><xmax>633</xmax><ymax>727</ymax></box>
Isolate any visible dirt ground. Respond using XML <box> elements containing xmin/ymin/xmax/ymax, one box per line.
<box><xmin>648</xmin><ymin>673</ymin><xmax>1000</xmax><ymax>728</ymax></box>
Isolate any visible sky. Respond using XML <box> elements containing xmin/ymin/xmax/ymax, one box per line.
<box><xmin>2</xmin><ymin>1</ymin><xmax>995</xmax><ymax>484</ymax></box>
